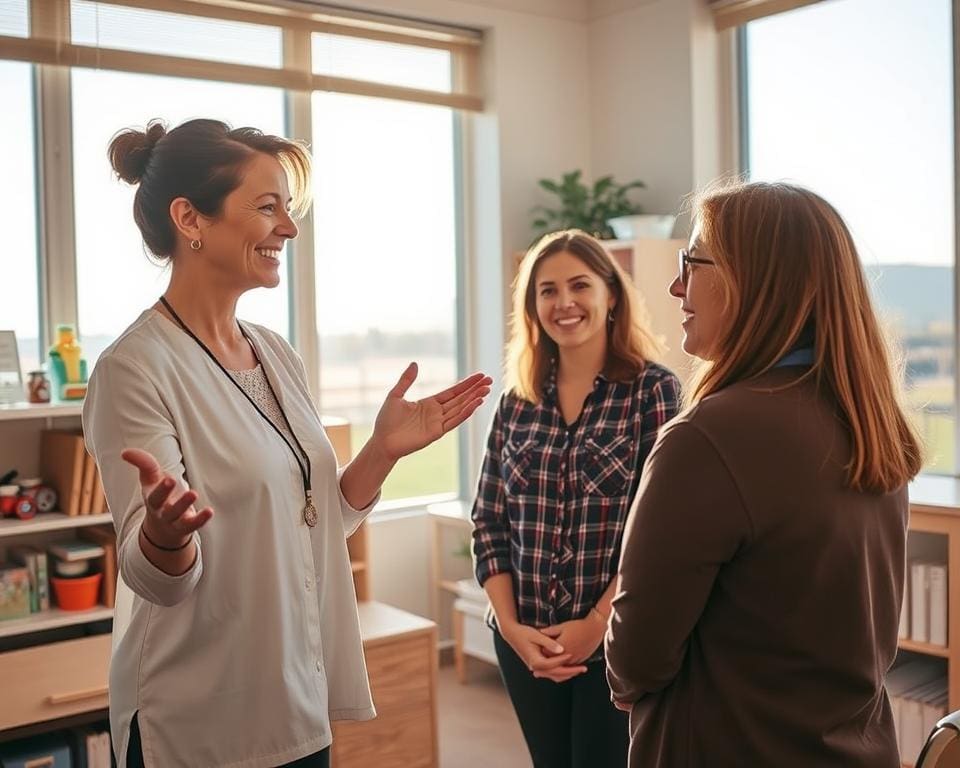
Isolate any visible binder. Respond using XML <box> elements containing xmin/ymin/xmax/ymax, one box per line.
<box><xmin>40</xmin><ymin>430</ymin><xmax>87</xmax><ymax>517</ymax></box>
<box><xmin>79</xmin><ymin>448</ymin><xmax>97</xmax><ymax>516</ymax></box>
<box><xmin>909</xmin><ymin>561</ymin><xmax>930</xmax><ymax>644</ymax></box>
<box><xmin>928</xmin><ymin>563</ymin><xmax>948</xmax><ymax>647</ymax></box>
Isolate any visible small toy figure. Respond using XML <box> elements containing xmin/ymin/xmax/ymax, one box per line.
<box><xmin>48</xmin><ymin>325</ymin><xmax>88</xmax><ymax>401</ymax></box>
<box><xmin>27</xmin><ymin>370</ymin><xmax>51</xmax><ymax>404</ymax></box>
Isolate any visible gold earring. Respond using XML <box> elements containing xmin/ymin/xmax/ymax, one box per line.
<box><xmin>190</xmin><ymin>239</ymin><xmax>202</xmax><ymax>251</ymax></box>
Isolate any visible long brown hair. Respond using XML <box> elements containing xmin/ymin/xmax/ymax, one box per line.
<box><xmin>687</xmin><ymin>181</ymin><xmax>922</xmax><ymax>493</ymax></box>
<box><xmin>505</xmin><ymin>229</ymin><xmax>664</xmax><ymax>402</ymax></box>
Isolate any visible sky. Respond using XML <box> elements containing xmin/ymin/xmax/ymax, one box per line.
<box><xmin>747</xmin><ymin>0</ymin><xmax>954</xmax><ymax>269</ymax></box>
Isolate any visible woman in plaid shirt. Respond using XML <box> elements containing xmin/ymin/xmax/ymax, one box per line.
<box><xmin>471</xmin><ymin>230</ymin><xmax>680</xmax><ymax>767</ymax></box>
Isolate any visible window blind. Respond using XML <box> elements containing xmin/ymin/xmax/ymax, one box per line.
<box><xmin>709</xmin><ymin>0</ymin><xmax>825</xmax><ymax>30</ymax></box>
<box><xmin>0</xmin><ymin>0</ymin><xmax>484</xmax><ymax>110</ymax></box>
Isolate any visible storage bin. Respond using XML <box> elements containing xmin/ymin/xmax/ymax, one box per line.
<box><xmin>50</xmin><ymin>573</ymin><xmax>101</xmax><ymax>611</ymax></box>
<box><xmin>0</xmin><ymin>733</ymin><xmax>72</xmax><ymax>768</ymax></box>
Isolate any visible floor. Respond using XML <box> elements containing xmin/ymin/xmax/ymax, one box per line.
<box><xmin>436</xmin><ymin>658</ymin><xmax>529</xmax><ymax>768</ymax></box>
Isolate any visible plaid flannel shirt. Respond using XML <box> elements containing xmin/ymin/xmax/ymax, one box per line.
<box><xmin>471</xmin><ymin>362</ymin><xmax>680</xmax><ymax>633</ymax></box>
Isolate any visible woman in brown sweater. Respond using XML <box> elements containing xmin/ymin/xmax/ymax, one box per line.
<box><xmin>605</xmin><ymin>181</ymin><xmax>923</xmax><ymax>767</ymax></box>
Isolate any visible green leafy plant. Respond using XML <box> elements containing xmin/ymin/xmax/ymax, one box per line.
<box><xmin>453</xmin><ymin>539</ymin><xmax>472</xmax><ymax>560</ymax></box>
<box><xmin>531</xmin><ymin>170</ymin><xmax>646</xmax><ymax>240</ymax></box>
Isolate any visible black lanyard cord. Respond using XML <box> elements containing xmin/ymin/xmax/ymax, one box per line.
<box><xmin>157</xmin><ymin>296</ymin><xmax>316</xmax><ymax>521</ymax></box>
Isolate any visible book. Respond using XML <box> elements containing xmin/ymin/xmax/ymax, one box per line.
<box><xmin>40</xmin><ymin>429</ymin><xmax>88</xmax><ymax>517</ymax></box>
<box><xmin>0</xmin><ymin>565</ymin><xmax>31</xmax><ymax>620</ymax></box>
<box><xmin>928</xmin><ymin>563</ymin><xmax>948</xmax><ymax>647</ymax></box>
<box><xmin>35</xmin><ymin>549</ymin><xmax>49</xmax><ymax>611</ymax></box>
<box><xmin>79</xmin><ymin>447</ymin><xmax>97</xmax><ymax>516</ymax></box>
<box><xmin>48</xmin><ymin>541</ymin><xmax>105</xmax><ymax>562</ymax></box>
<box><xmin>886</xmin><ymin>659</ymin><xmax>944</xmax><ymax>757</ymax></box>
<box><xmin>89</xmin><ymin>466</ymin><xmax>107</xmax><ymax>517</ymax></box>
<box><xmin>909</xmin><ymin>560</ymin><xmax>930</xmax><ymax>644</ymax></box>
<box><xmin>79</xmin><ymin>526</ymin><xmax>118</xmax><ymax>608</ymax></box>
<box><xmin>8</xmin><ymin>546</ymin><xmax>39</xmax><ymax>612</ymax></box>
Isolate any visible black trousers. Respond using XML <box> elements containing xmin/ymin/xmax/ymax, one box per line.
<box><xmin>125</xmin><ymin>712</ymin><xmax>331</xmax><ymax>768</ymax></box>
<box><xmin>494</xmin><ymin>631</ymin><xmax>629</xmax><ymax>768</ymax></box>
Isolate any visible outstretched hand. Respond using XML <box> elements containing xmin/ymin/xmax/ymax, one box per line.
<box><xmin>371</xmin><ymin>364</ymin><xmax>492</xmax><ymax>461</ymax></box>
<box><xmin>121</xmin><ymin>448</ymin><xmax>213</xmax><ymax>550</ymax></box>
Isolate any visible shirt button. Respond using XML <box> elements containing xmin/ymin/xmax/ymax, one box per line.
<box><xmin>316</xmin><ymin>660</ymin><xmax>323</xmax><ymax>673</ymax></box>
<box><xmin>305</xmin><ymin>578</ymin><xmax>312</xmax><ymax>591</ymax></box>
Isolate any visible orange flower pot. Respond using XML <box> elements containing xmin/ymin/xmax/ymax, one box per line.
<box><xmin>51</xmin><ymin>573</ymin><xmax>102</xmax><ymax>611</ymax></box>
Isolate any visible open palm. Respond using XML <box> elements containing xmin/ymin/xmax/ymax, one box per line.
<box><xmin>373</xmin><ymin>363</ymin><xmax>492</xmax><ymax>460</ymax></box>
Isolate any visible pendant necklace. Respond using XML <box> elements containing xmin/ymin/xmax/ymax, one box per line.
<box><xmin>158</xmin><ymin>296</ymin><xmax>318</xmax><ymax>527</ymax></box>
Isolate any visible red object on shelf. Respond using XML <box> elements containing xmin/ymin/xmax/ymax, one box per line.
<box><xmin>51</xmin><ymin>573</ymin><xmax>102</xmax><ymax>611</ymax></box>
<box><xmin>13</xmin><ymin>495</ymin><xmax>37</xmax><ymax>520</ymax></box>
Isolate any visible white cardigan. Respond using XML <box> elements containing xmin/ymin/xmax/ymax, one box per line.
<box><xmin>83</xmin><ymin>309</ymin><xmax>377</xmax><ymax>768</ymax></box>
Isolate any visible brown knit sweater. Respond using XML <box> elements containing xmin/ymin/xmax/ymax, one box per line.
<box><xmin>606</xmin><ymin>368</ymin><xmax>907</xmax><ymax>768</ymax></box>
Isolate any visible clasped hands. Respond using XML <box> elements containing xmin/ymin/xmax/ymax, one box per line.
<box><xmin>501</xmin><ymin>611</ymin><xmax>607</xmax><ymax>683</ymax></box>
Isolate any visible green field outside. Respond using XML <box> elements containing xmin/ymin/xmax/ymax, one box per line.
<box><xmin>349</xmin><ymin>425</ymin><xmax>460</xmax><ymax>501</ymax></box>
<box><xmin>905</xmin><ymin>380</ymin><xmax>954</xmax><ymax>473</ymax></box>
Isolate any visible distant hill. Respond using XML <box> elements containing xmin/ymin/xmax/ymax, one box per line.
<box><xmin>862</xmin><ymin>264</ymin><xmax>951</xmax><ymax>334</ymax></box>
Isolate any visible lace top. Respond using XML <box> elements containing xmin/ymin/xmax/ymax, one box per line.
<box><xmin>230</xmin><ymin>364</ymin><xmax>308</xmax><ymax>468</ymax></box>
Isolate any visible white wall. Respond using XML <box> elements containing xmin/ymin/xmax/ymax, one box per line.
<box><xmin>588</xmin><ymin>0</ymin><xmax>737</xmax><ymax>232</ymax></box>
<box><xmin>367</xmin><ymin>512</ymin><xmax>432</xmax><ymax>618</ymax></box>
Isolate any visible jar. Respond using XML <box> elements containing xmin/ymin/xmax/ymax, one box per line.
<box><xmin>19</xmin><ymin>478</ymin><xmax>57</xmax><ymax>513</ymax></box>
<box><xmin>0</xmin><ymin>485</ymin><xmax>17</xmax><ymax>517</ymax></box>
<box><xmin>14</xmin><ymin>494</ymin><xmax>37</xmax><ymax>520</ymax></box>
<box><xmin>27</xmin><ymin>370</ymin><xmax>51</xmax><ymax>404</ymax></box>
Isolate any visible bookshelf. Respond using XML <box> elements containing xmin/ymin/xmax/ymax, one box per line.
<box><xmin>898</xmin><ymin>477</ymin><xmax>960</xmax><ymax>767</ymax></box>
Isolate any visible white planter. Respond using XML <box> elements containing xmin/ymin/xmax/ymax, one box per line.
<box><xmin>607</xmin><ymin>213</ymin><xmax>677</xmax><ymax>240</ymax></box>
<box><xmin>454</xmin><ymin>578</ymin><xmax>497</xmax><ymax>666</ymax></box>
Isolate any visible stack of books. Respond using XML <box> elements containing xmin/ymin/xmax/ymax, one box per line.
<box><xmin>900</xmin><ymin>560</ymin><xmax>948</xmax><ymax>647</ymax></box>
<box><xmin>40</xmin><ymin>429</ymin><xmax>107</xmax><ymax>517</ymax></box>
<box><xmin>887</xmin><ymin>658</ymin><xmax>948</xmax><ymax>763</ymax></box>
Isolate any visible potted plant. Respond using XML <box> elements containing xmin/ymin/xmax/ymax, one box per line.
<box><xmin>530</xmin><ymin>170</ymin><xmax>675</xmax><ymax>241</ymax></box>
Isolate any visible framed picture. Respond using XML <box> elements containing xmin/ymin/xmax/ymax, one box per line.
<box><xmin>0</xmin><ymin>330</ymin><xmax>24</xmax><ymax>405</ymax></box>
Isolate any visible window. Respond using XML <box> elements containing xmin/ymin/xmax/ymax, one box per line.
<box><xmin>0</xmin><ymin>0</ymin><xmax>28</xmax><ymax>37</ymax></box>
<box><xmin>3</xmin><ymin>0</ymin><xmax>477</xmax><ymax>505</ymax></box>
<box><xmin>71</xmin><ymin>69</ymin><xmax>288</xmax><ymax>364</ymax></box>
<box><xmin>743</xmin><ymin>0</ymin><xmax>955</xmax><ymax>473</ymax></box>
<box><xmin>313</xmin><ymin>92</ymin><xmax>459</xmax><ymax>501</ymax></box>
<box><xmin>312</xmin><ymin>33</ymin><xmax>452</xmax><ymax>92</ymax></box>
<box><xmin>0</xmin><ymin>60</ymin><xmax>40</xmax><ymax>378</ymax></box>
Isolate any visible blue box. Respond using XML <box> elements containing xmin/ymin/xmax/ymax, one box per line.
<box><xmin>0</xmin><ymin>734</ymin><xmax>72</xmax><ymax>768</ymax></box>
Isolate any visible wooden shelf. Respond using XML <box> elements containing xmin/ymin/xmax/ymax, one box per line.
<box><xmin>899</xmin><ymin>638</ymin><xmax>951</xmax><ymax>659</ymax></box>
<box><xmin>0</xmin><ymin>606</ymin><xmax>113</xmax><ymax>639</ymax></box>
<box><xmin>0</xmin><ymin>402</ymin><xmax>82</xmax><ymax>422</ymax></box>
<box><xmin>0</xmin><ymin>513</ymin><xmax>112</xmax><ymax>539</ymax></box>
<box><xmin>350</xmin><ymin>561</ymin><xmax>366</xmax><ymax>573</ymax></box>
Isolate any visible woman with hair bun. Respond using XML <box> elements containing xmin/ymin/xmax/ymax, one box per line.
<box><xmin>83</xmin><ymin>118</ymin><xmax>491</xmax><ymax>768</ymax></box>
<box><xmin>605</xmin><ymin>181</ymin><xmax>923</xmax><ymax>767</ymax></box>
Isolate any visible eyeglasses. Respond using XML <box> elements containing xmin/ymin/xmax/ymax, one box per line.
<box><xmin>678</xmin><ymin>247</ymin><xmax>715</xmax><ymax>285</ymax></box>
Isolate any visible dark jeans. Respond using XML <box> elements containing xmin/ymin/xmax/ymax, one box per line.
<box><xmin>125</xmin><ymin>712</ymin><xmax>331</xmax><ymax>767</ymax></box>
<box><xmin>494</xmin><ymin>630</ymin><xmax>629</xmax><ymax>768</ymax></box>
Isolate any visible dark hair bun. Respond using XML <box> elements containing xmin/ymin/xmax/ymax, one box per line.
<box><xmin>108</xmin><ymin>119</ymin><xmax>167</xmax><ymax>184</ymax></box>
